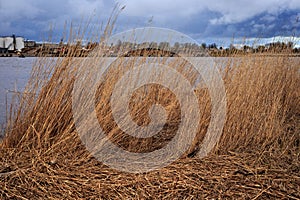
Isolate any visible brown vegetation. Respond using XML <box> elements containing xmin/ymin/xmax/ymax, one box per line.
<box><xmin>0</xmin><ymin>13</ymin><xmax>299</xmax><ymax>199</ymax></box>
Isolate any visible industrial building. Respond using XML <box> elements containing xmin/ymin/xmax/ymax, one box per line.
<box><xmin>0</xmin><ymin>35</ymin><xmax>24</xmax><ymax>56</ymax></box>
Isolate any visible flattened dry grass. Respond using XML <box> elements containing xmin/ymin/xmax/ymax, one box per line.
<box><xmin>0</xmin><ymin>25</ymin><xmax>299</xmax><ymax>199</ymax></box>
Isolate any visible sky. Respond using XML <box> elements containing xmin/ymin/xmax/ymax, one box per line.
<box><xmin>1</xmin><ymin>0</ymin><xmax>300</xmax><ymax>47</ymax></box>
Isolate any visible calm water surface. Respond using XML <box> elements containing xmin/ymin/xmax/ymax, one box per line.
<box><xmin>0</xmin><ymin>57</ymin><xmax>36</xmax><ymax>127</ymax></box>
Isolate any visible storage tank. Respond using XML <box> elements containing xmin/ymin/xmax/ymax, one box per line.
<box><xmin>0</xmin><ymin>38</ymin><xmax>4</xmax><ymax>48</ymax></box>
<box><xmin>4</xmin><ymin>37</ymin><xmax>14</xmax><ymax>50</ymax></box>
<box><xmin>15</xmin><ymin>37</ymin><xmax>24</xmax><ymax>50</ymax></box>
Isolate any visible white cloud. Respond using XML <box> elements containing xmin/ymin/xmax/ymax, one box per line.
<box><xmin>260</xmin><ymin>14</ymin><xmax>276</xmax><ymax>22</ymax></box>
<box><xmin>207</xmin><ymin>0</ymin><xmax>300</xmax><ymax>25</ymax></box>
<box><xmin>118</xmin><ymin>0</ymin><xmax>300</xmax><ymax>25</ymax></box>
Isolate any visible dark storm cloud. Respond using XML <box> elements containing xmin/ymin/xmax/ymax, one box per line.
<box><xmin>0</xmin><ymin>0</ymin><xmax>108</xmax><ymax>40</ymax></box>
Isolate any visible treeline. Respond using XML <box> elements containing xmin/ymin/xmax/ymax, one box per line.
<box><xmin>21</xmin><ymin>39</ymin><xmax>300</xmax><ymax>57</ymax></box>
<box><xmin>105</xmin><ymin>40</ymin><xmax>300</xmax><ymax>56</ymax></box>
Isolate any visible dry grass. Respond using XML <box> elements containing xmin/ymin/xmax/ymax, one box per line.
<box><xmin>0</xmin><ymin>14</ymin><xmax>299</xmax><ymax>199</ymax></box>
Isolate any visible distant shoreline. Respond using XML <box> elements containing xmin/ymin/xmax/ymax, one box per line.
<box><xmin>1</xmin><ymin>52</ymin><xmax>300</xmax><ymax>58</ymax></box>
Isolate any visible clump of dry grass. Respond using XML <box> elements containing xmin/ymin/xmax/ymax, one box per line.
<box><xmin>0</xmin><ymin>12</ymin><xmax>299</xmax><ymax>199</ymax></box>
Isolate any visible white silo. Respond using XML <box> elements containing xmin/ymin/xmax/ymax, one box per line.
<box><xmin>0</xmin><ymin>37</ymin><xmax>4</xmax><ymax>48</ymax></box>
<box><xmin>16</xmin><ymin>37</ymin><xmax>24</xmax><ymax>50</ymax></box>
<box><xmin>4</xmin><ymin>37</ymin><xmax>14</xmax><ymax>50</ymax></box>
